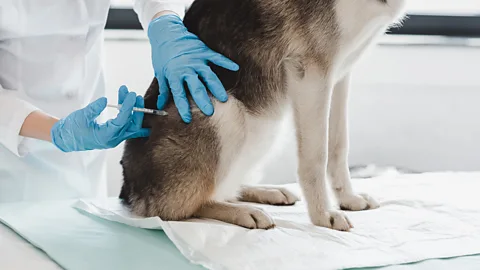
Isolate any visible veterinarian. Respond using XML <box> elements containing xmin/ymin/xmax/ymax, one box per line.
<box><xmin>0</xmin><ymin>1</ymin><xmax>238</xmax><ymax>202</ymax></box>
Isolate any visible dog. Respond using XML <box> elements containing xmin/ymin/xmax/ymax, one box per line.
<box><xmin>120</xmin><ymin>0</ymin><xmax>406</xmax><ymax>231</ymax></box>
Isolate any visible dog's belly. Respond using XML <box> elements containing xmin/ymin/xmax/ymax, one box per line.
<box><xmin>209</xmin><ymin>97</ymin><xmax>287</xmax><ymax>201</ymax></box>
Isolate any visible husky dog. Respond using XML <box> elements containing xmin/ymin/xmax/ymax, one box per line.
<box><xmin>120</xmin><ymin>0</ymin><xmax>406</xmax><ymax>231</ymax></box>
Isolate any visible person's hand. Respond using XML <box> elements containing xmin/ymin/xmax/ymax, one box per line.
<box><xmin>50</xmin><ymin>86</ymin><xmax>150</xmax><ymax>152</ymax></box>
<box><xmin>148</xmin><ymin>14</ymin><xmax>239</xmax><ymax>123</ymax></box>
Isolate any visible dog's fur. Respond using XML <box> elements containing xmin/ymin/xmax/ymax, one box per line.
<box><xmin>120</xmin><ymin>0</ymin><xmax>406</xmax><ymax>230</ymax></box>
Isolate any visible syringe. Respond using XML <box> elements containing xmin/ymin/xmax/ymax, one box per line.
<box><xmin>107</xmin><ymin>104</ymin><xmax>168</xmax><ymax>116</ymax></box>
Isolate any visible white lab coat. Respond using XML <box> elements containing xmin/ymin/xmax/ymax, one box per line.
<box><xmin>0</xmin><ymin>0</ymin><xmax>186</xmax><ymax>202</ymax></box>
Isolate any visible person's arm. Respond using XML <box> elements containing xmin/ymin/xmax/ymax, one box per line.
<box><xmin>19</xmin><ymin>111</ymin><xmax>58</xmax><ymax>142</ymax></box>
<box><xmin>0</xmin><ymin>84</ymin><xmax>41</xmax><ymax>156</ymax></box>
<box><xmin>1</xmin><ymin>84</ymin><xmax>150</xmax><ymax>155</ymax></box>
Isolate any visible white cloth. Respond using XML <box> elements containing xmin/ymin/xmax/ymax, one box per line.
<box><xmin>74</xmin><ymin>172</ymin><xmax>480</xmax><ymax>270</ymax></box>
<box><xmin>0</xmin><ymin>0</ymin><xmax>184</xmax><ymax>202</ymax></box>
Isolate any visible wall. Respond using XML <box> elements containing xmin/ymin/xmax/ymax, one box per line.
<box><xmin>103</xmin><ymin>31</ymin><xmax>480</xmax><ymax>196</ymax></box>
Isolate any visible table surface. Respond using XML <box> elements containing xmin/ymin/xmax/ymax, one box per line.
<box><xmin>0</xmin><ymin>224</ymin><xmax>62</xmax><ymax>270</ymax></box>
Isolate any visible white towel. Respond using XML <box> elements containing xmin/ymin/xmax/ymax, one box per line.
<box><xmin>73</xmin><ymin>172</ymin><xmax>480</xmax><ymax>270</ymax></box>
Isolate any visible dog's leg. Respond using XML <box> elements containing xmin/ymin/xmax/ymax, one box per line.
<box><xmin>237</xmin><ymin>186</ymin><xmax>300</xmax><ymax>205</ymax></box>
<box><xmin>194</xmin><ymin>201</ymin><xmax>275</xmax><ymax>229</ymax></box>
<box><xmin>328</xmin><ymin>73</ymin><xmax>379</xmax><ymax>211</ymax></box>
<box><xmin>288</xmin><ymin>65</ymin><xmax>352</xmax><ymax>231</ymax></box>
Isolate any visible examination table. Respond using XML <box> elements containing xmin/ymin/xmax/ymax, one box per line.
<box><xmin>1</xmin><ymin>173</ymin><xmax>480</xmax><ymax>270</ymax></box>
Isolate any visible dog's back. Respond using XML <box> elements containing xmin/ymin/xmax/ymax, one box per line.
<box><xmin>120</xmin><ymin>0</ymin><xmax>406</xmax><ymax>229</ymax></box>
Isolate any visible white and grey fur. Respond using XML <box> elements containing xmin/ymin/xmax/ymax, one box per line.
<box><xmin>120</xmin><ymin>0</ymin><xmax>407</xmax><ymax>231</ymax></box>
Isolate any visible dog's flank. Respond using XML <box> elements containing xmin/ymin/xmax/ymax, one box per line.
<box><xmin>120</xmin><ymin>0</ymin><xmax>406</xmax><ymax>230</ymax></box>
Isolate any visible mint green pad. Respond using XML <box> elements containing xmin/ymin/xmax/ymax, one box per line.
<box><xmin>0</xmin><ymin>200</ymin><xmax>203</xmax><ymax>270</ymax></box>
<box><xmin>0</xmin><ymin>200</ymin><xmax>478</xmax><ymax>270</ymax></box>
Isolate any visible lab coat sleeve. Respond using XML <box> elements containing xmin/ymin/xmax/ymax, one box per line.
<box><xmin>0</xmin><ymin>84</ymin><xmax>39</xmax><ymax>157</ymax></box>
<box><xmin>132</xmin><ymin>0</ymin><xmax>188</xmax><ymax>31</ymax></box>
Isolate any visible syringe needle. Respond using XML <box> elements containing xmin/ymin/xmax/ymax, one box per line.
<box><xmin>107</xmin><ymin>104</ymin><xmax>168</xmax><ymax>116</ymax></box>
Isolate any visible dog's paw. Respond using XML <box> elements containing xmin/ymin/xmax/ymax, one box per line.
<box><xmin>239</xmin><ymin>186</ymin><xmax>300</xmax><ymax>205</ymax></box>
<box><xmin>233</xmin><ymin>206</ymin><xmax>275</xmax><ymax>230</ymax></box>
<box><xmin>310</xmin><ymin>210</ymin><xmax>353</xmax><ymax>231</ymax></box>
<box><xmin>261</xmin><ymin>187</ymin><xmax>300</xmax><ymax>205</ymax></box>
<box><xmin>339</xmin><ymin>193</ymin><xmax>379</xmax><ymax>211</ymax></box>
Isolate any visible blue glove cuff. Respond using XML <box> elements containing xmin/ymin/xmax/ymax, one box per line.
<box><xmin>50</xmin><ymin>120</ymin><xmax>69</xmax><ymax>153</ymax></box>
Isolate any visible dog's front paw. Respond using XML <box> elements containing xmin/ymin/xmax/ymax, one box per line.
<box><xmin>310</xmin><ymin>210</ymin><xmax>353</xmax><ymax>231</ymax></box>
<box><xmin>338</xmin><ymin>193</ymin><xmax>379</xmax><ymax>211</ymax></box>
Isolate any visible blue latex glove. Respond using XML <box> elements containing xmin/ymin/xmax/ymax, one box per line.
<box><xmin>51</xmin><ymin>86</ymin><xmax>150</xmax><ymax>152</ymax></box>
<box><xmin>148</xmin><ymin>14</ymin><xmax>239</xmax><ymax>123</ymax></box>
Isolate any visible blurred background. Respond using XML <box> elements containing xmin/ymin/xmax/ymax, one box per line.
<box><xmin>103</xmin><ymin>0</ymin><xmax>480</xmax><ymax>196</ymax></box>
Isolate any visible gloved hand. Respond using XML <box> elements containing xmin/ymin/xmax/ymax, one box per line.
<box><xmin>51</xmin><ymin>86</ymin><xmax>150</xmax><ymax>152</ymax></box>
<box><xmin>148</xmin><ymin>14</ymin><xmax>239</xmax><ymax>123</ymax></box>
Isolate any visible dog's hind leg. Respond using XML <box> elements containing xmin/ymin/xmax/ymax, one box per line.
<box><xmin>237</xmin><ymin>186</ymin><xmax>299</xmax><ymax>205</ymax></box>
<box><xmin>194</xmin><ymin>201</ymin><xmax>275</xmax><ymax>229</ymax></box>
